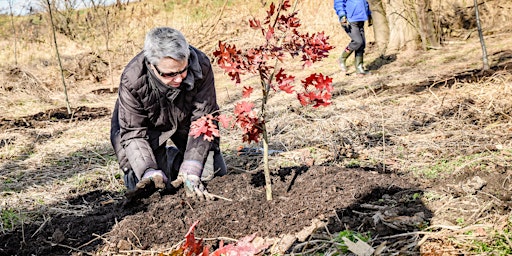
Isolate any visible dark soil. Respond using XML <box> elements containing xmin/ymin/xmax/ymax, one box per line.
<box><xmin>1</xmin><ymin>106</ymin><xmax>511</xmax><ymax>255</ymax></box>
<box><xmin>0</xmin><ymin>106</ymin><xmax>110</xmax><ymax>130</ymax></box>
<box><xmin>1</xmin><ymin>160</ymin><xmax>426</xmax><ymax>255</ymax></box>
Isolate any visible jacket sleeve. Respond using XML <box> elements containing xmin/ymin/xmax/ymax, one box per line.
<box><xmin>333</xmin><ymin>0</ymin><xmax>346</xmax><ymax>18</ymax></box>
<box><xmin>182</xmin><ymin>57</ymin><xmax>220</xmax><ymax>168</ymax></box>
<box><xmin>365</xmin><ymin>0</ymin><xmax>372</xmax><ymax>16</ymax></box>
<box><xmin>118</xmin><ymin>74</ymin><xmax>159</xmax><ymax>180</ymax></box>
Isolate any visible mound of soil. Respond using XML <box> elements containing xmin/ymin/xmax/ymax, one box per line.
<box><xmin>0</xmin><ymin>165</ymin><xmax>426</xmax><ymax>255</ymax></box>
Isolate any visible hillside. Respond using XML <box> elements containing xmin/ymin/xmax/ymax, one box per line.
<box><xmin>1</xmin><ymin>0</ymin><xmax>512</xmax><ymax>255</ymax></box>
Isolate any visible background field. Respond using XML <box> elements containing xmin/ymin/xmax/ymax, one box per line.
<box><xmin>1</xmin><ymin>0</ymin><xmax>512</xmax><ymax>255</ymax></box>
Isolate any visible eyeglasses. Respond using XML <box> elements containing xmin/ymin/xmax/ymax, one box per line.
<box><xmin>153</xmin><ymin>64</ymin><xmax>188</xmax><ymax>78</ymax></box>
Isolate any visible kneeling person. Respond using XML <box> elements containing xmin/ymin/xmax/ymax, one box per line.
<box><xmin>110</xmin><ymin>27</ymin><xmax>226</xmax><ymax>200</ymax></box>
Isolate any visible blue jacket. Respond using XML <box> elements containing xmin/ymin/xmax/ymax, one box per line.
<box><xmin>334</xmin><ymin>0</ymin><xmax>371</xmax><ymax>22</ymax></box>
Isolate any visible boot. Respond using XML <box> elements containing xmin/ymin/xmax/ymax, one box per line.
<box><xmin>338</xmin><ymin>48</ymin><xmax>353</xmax><ymax>72</ymax></box>
<box><xmin>355</xmin><ymin>55</ymin><xmax>370</xmax><ymax>75</ymax></box>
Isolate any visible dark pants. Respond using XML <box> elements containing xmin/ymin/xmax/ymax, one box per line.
<box><xmin>110</xmin><ymin>104</ymin><xmax>227</xmax><ymax>191</ymax></box>
<box><xmin>343</xmin><ymin>21</ymin><xmax>366</xmax><ymax>56</ymax></box>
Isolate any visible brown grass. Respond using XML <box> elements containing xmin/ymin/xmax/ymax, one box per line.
<box><xmin>1</xmin><ymin>0</ymin><xmax>512</xmax><ymax>254</ymax></box>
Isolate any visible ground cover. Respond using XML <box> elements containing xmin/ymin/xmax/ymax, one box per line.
<box><xmin>1</xmin><ymin>1</ymin><xmax>512</xmax><ymax>255</ymax></box>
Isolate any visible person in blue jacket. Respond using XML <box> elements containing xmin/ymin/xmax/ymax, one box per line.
<box><xmin>334</xmin><ymin>0</ymin><xmax>372</xmax><ymax>75</ymax></box>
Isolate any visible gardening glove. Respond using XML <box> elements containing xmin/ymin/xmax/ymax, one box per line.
<box><xmin>339</xmin><ymin>15</ymin><xmax>348</xmax><ymax>28</ymax></box>
<box><xmin>171</xmin><ymin>160</ymin><xmax>214</xmax><ymax>201</ymax></box>
<box><xmin>136</xmin><ymin>168</ymin><xmax>168</xmax><ymax>190</ymax></box>
<box><xmin>368</xmin><ymin>15</ymin><xmax>373</xmax><ymax>27</ymax></box>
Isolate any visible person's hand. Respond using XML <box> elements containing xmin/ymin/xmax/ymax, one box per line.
<box><xmin>339</xmin><ymin>15</ymin><xmax>348</xmax><ymax>27</ymax></box>
<box><xmin>136</xmin><ymin>168</ymin><xmax>168</xmax><ymax>190</ymax></box>
<box><xmin>368</xmin><ymin>15</ymin><xmax>373</xmax><ymax>27</ymax></box>
<box><xmin>171</xmin><ymin>172</ymin><xmax>214</xmax><ymax>200</ymax></box>
<box><xmin>170</xmin><ymin>160</ymin><xmax>213</xmax><ymax>200</ymax></box>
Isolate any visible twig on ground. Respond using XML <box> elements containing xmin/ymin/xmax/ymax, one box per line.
<box><xmin>44</xmin><ymin>240</ymin><xmax>92</xmax><ymax>255</ymax></box>
<box><xmin>468</xmin><ymin>201</ymin><xmax>493</xmax><ymax>224</ymax></box>
<box><xmin>93</xmin><ymin>233</ymin><xmax>115</xmax><ymax>247</ymax></box>
<box><xmin>201</xmin><ymin>236</ymin><xmax>238</xmax><ymax>242</ymax></box>
<box><xmin>185</xmin><ymin>200</ymin><xmax>193</xmax><ymax>210</ymax></box>
<box><xmin>372</xmin><ymin>231</ymin><xmax>430</xmax><ymax>241</ymax></box>
<box><xmin>128</xmin><ymin>229</ymin><xmax>142</xmax><ymax>248</ymax></box>
<box><xmin>162</xmin><ymin>238</ymin><xmax>185</xmax><ymax>252</ymax></box>
<box><xmin>210</xmin><ymin>193</ymin><xmax>233</xmax><ymax>202</ymax></box>
<box><xmin>77</xmin><ymin>233</ymin><xmax>103</xmax><ymax>249</ymax></box>
<box><xmin>31</xmin><ymin>216</ymin><xmax>51</xmax><ymax>238</ymax></box>
<box><xmin>360</xmin><ymin>203</ymin><xmax>387</xmax><ymax>210</ymax></box>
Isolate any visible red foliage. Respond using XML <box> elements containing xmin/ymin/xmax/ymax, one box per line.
<box><xmin>234</xmin><ymin>102</ymin><xmax>264</xmax><ymax>143</ymax></box>
<box><xmin>210</xmin><ymin>233</ymin><xmax>268</xmax><ymax>256</ymax></box>
<box><xmin>242</xmin><ymin>86</ymin><xmax>253</xmax><ymax>98</ymax></box>
<box><xmin>189</xmin><ymin>114</ymin><xmax>220</xmax><ymax>142</ymax></box>
<box><xmin>192</xmin><ymin>0</ymin><xmax>333</xmax><ymax>145</ymax></box>
<box><xmin>297</xmin><ymin>73</ymin><xmax>334</xmax><ymax>108</ymax></box>
<box><xmin>172</xmin><ymin>221</ymin><xmax>269</xmax><ymax>256</ymax></box>
<box><xmin>171</xmin><ymin>220</ymin><xmax>208</xmax><ymax>256</ymax></box>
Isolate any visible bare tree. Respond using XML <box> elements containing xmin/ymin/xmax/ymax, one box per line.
<box><xmin>474</xmin><ymin>0</ymin><xmax>489</xmax><ymax>70</ymax></box>
<box><xmin>369</xmin><ymin>0</ymin><xmax>440</xmax><ymax>53</ymax></box>
<box><xmin>368</xmin><ymin>0</ymin><xmax>389</xmax><ymax>56</ymax></box>
<box><xmin>7</xmin><ymin>0</ymin><xmax>18</xmax><ymax>66</ymax></box>
<box><xmin>46</xmin><ymin>0</ymin><xmax>72</xmax><ymax>114</ymax></box>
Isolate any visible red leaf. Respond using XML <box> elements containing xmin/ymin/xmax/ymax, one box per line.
<box><xmin>297</xmin><ymin>73</ymin><xmax>333</xmax><ymax>108</ymax></box>
<box><xmin>189</xmin><ymin>114</ymin><xmax>220</xmax><ymax>142</ymax></box>
<box><xmin>180</xmin><ymin>220</ymin><xmax>204</xmax><ymax>256</ymax></box>
<box><xmin>265</xmin><ymin>26</ymin><xmax>274</xmax><ymax>41</ymax></box>
<box><xmin>234</xmin><ymin>101</ymin><xmax>255</xmax><ymax>115</ymax></box>
<box><xmin>249</xmin><ymin>18</ymin><xmax>261</xmax><ymax>29</ymax></box>
<box><xmin>276</xmin><ymin>68</ymin><xmax>295</xmax><ymax>93</ymax></box>
<box><xmin>280</xmin><ymin>0</ymin><xmax>291</xmax><ymax>11</ymax></box>
<box><xmin>242</xmin><ymin>86</ymin><xmax>253</xmax><ymax>98</ymax></box>
<box><xmin>278</xmin><ymin>83</ymin><xmax>294</xmax><ymax>94</ymax></box>
<box><xmin>216</xmin><ymin>114</ymin><xmax>232</xmax><ymax>129</ymax></box>
<box><xmin>267</xmin><ymin>2</ymin><xmax>275</xmax><ymax>18</ymax></box>
<box><xmin>210</xmin><ymin>233</ymin><xmax>269</xmax><ymax>256</ymax></box>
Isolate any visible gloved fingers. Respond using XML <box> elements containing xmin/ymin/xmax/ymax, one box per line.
<box><xmin>194</xmin><ymin>183</ymin><xmax>210</xmax><ymax>201</ymax></box>
<box><xmin>183</xmin><ymin>177</ymin><xmax>198</xmax><ymax>198</ymax></box>
<box><xmin>140</xmin><ymin>169</ymin><xmax>168</xmax><ymax>189</ymax></box>
<box><xmin>180</xmin><ymin>175</ymin><xmax>213</xmax><ymax>201</ymax></box>
<box><xmin>171</xmin><ymin>176</ymin><xmax>184</xmax><ymax>188</ymax></box>
<box><xmin>136</xmin><ymin>177</ymin><xmax>153</xmax><ymax>189</ymax></box>
<box><xmin>201</xmin><ymin>190</ymin><xmax>214</xmax><ymax>201</ymax></box>
<box><xmin>151</xmin><ymin>174</ymin><xmax>166</xmax><ymax>189</ymax></box>
<box><xmin>190</xmin><ymin>186</ymin><xmax>213</xmax><ymax>201</ymax></box>
<box><xmin>184</xmin><ymin>187</ymin><xmax>196</xmax><ymax>198</ymax></box>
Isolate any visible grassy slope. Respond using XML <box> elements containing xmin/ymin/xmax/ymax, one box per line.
<box><xmin>1</xmin><ymin>0</ymin><xmax>512</xmax><ymax>254</ymax></box>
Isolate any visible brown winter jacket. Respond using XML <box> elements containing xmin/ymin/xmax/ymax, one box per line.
<box><xmin>111</xmin><ymin>46</ymin><xmax>219</xmax><ymax>180</ymax></box>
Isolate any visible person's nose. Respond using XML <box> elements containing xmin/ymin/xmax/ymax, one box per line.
<box><xmin>173</xmin><ymin>75</ymin><xmax>184</xmax><ymax>83</ymax></box>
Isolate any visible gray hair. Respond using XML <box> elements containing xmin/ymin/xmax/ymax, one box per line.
<box><xmin>143</xmin><ymin>27</ymin><xmax>190</xmax><ymax>65</ymax></box>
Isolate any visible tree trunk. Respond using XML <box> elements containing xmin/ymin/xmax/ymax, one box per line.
<box><xmin>368</xmin><ymin>0</ymin><xmax>390</xmax><ymax>56</ymax></box>
<box><xmin>369</xmin><ymin>0</ymin><xmax>439</xmax><ymax>53</ymax></box>
<box><xmin>474</xmin><ymin>0</ymin><xmax>489</xmax><ymax>70</ymax></box>
<box><xmin>384</xmin><ymin>0</ymin><xmax>419</xmax><ymax>52</ymax></box>
<box><xmin>414</xmin><ymin>0</ymin><xmax>440</xmax><ymax>49</ymax></box>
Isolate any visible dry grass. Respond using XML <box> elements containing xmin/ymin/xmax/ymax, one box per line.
<box><xmin>1</xmin><ymin>0</ymin><xmax>512</xmax><ymax>254</ymax></box>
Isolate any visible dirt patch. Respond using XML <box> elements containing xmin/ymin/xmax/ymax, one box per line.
<box><xmin>0</xmin><ymin>165</ymin><xmax>425</xmax><ymax>255</ymax></box>
<box><xmin>2</xmin><ymin>160</ymin><xmax>510</xmax><ymax>255</ymax></box>
<box><xmin>0</xmin><ymin>106</ymin><xmax>110</xmax><ymax>130</ymax></box>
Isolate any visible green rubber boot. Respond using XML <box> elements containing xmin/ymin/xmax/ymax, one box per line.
<box><xmin>355</xmin><ymin>55</ymin><xmax>370</xmax><ymax>75</ymax></box>
<box><xmin>338</xmin><ymin>49</ymin><xmax>353</xmax><ymax>72</ymax></box>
